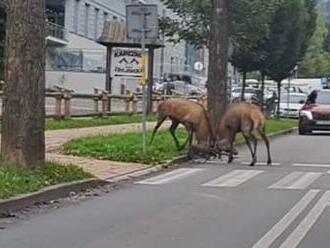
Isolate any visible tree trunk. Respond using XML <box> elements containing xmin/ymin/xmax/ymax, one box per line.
<box><xmin>207</xmin><ymin>0</ymin><xmax>229</xmax><ymax>133</ymax></box>
<box><xmin>241</xmin><ymin>71</ymin><xmax>247</xmax><ymax>101</ymax></box>
<box><xmin>276</xmin><ymin>80</ymin><xmax>281</xmax><ymax>119</ymax></box>
<box><xmin>2</xmin><ymin>0</ymin><xmax>46</xmax><ymax>168</ymax></box>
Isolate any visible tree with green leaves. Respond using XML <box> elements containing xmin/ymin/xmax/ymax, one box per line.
<box><xmin>160</xmin><ymin>0</ymin><xmax>279</xmax><ymax>128</ymax></box>
<box><xmin>262</xmin><ymin>0</ymin><xmax>317</xmax><ymax>117</ymax></box>
<box><xmin>230</xmin><ymin>0</ymin><xmax>279</xmax><ymax>101</ymax></box>
<box><xmin>299</xmin><ymin>10</ymin><xmax>330</xmax><ymax>78</ymax></box>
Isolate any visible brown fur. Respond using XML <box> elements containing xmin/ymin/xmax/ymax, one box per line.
<box><xmin>217</xmin><ymin>102</ymin><xmax>272</xmax><ymax>166</ymax></box>
<box><xmin>150</xmin><ymin>99</ymin><xmax>214</xmax><ymax>157</ymax></box>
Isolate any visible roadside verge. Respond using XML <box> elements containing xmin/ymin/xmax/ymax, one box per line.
<box><xmin>0</xmin><ymin>127</ymin><xmax>297</xmax><ymax>214</ymax></box>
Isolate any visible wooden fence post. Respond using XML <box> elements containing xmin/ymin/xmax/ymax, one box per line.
<box><xmin>54</xmin><ymin>93</ymin><xmax>63</xmax><ymax>120</ymax></box>
<box><xmin>132</xmin><ymin>94</ymin><xmax>138</xmax><ymax>114</ymax></box>
<box><xmin>94</xmin><ymin>88</ymin><xmax>100</xmax><ymax>116</ymax></box>
<box><xmin>64</xmin><ymin>91</ymin><xmax>72</xmax><ymax>119</ymax></box>
<box><xmin>101</xmin><ymin>92</ymin><xmax>108</xmax><ymax>117</ymax></box>
<box><xmin>125</xmin><ymin>97</ymin><xmax>130</xmax><ymax>113</ymax></box>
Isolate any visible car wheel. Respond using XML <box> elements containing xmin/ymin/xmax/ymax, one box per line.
<box><xmin>298</xmin><ymin>126</ymin><xmax>311</xmax><ymax>135</ymax></box>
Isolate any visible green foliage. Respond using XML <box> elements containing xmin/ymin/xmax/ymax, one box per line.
<box><xmin>45</xmin><ymin>115</ymin><xmax>156</xmax><ymax>130</ymax></box>
<box><xmin>63</xmin><ymin>119</ymin><xmax>297</xmax><ymax>165</ymax></box>
<box><xmin>64</xmin><ymin>128</ymin><xmax>190</xmax><ymax>165</ymax></box>
<box><xmin>0</xmin><ymin>162</ymin><xmax>92</xmax><ymax>199</ymax></box>
<box><xmin>159</xmin><ymin>0</ymin><xmax>212</xmax><ymax>47</ymax></box>
<box><xmin>160</xmin><ymin>0</ymin><xmax>279</xmax><ymax>49</ymax></box>
<box><xmin>299</xmin><ymin>10</ymin><xmax>330</xmax><ymax>77</ymax></box>
<box><xmin>263</xmin><ymin>0</ymin><xmax>317</xmax><ymax>82</ymax></box>
<box><xmin>0</xmin><ymin>2</ymin><xmax>5</xmax><ymax>80</ymax></box>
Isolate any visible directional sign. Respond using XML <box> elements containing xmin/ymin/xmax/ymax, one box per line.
<box><xmin>126</xmin><ymin>4</ymin><xmax>159</xmax><ymax>41</ymax></box>
<box><xmin>111</xmin><ymin>48</ymin><xmax>148</xmax><ymax>78</ymax></box>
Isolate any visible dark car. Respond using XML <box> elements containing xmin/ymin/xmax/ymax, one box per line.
<box><xmin>299</xmin><ymin>90</ymin><xmax>330</xmax><ymax>135</ymax></box>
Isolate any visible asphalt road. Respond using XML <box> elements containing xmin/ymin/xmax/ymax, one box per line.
<box><xmin>1</xmin><ymin>132</ymin><xmax>330</xmax><ymax>248</ymax></box>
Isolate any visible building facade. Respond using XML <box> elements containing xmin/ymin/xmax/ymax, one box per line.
<box><xmin>45</xmin><ymin>0</ymin><xmax>194</xmax><ymax>94</ymax></box>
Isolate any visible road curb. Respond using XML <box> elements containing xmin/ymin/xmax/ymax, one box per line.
<box><xmin>0</xmin><ymin>179</ymin><xmax>108</xmax><ymax>214</ymax></box>
<box><xmin>0</xmin><ymin>157</ymin><xmax>189</xmax><ymax>214</ymax></box>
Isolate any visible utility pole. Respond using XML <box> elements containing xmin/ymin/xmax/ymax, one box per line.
<box><xmin>126</xmin><ymin>4</ymin><xmax>158</xmax><ymax>155</ymax></box>
<box><xmin>207</xmin><ymin>0</ymin><xmax>229</xmax><ymax>131</ymax></box>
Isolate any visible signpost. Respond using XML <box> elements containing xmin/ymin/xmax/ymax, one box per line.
<box><xmin>126</xmin><ymin>4</ymin><xmax>158</xmax><ymax>155</ymax></box>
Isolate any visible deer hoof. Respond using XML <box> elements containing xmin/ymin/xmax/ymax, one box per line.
<box><xmin>249</xmin><ymin>162</ymin><xmax>255</xmax><ymax>166</ymax></box>
<box><xmin>267</xmin><ymin>160</ymin><xmax>272</xmax><ymax>165</ymax></box>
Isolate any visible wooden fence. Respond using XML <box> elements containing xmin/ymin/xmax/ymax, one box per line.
<box><xmin>44</xmin><ymin>87</ymin><xmax>207</xmax><ymax>120</ymax></box>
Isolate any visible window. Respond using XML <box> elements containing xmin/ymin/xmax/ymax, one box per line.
<box><xmin>94</xmin><ymin>8</ymin><xmax>99</xmax><ymax>39</ymax></box>
<box><xmin>113</xmin><ymin>16</ymin><xmax>118</xmax><ymax>21</ymax></box>
<box><xmin>84</xmin><ymin>3</ymin><xmax>90</xmax><ymax>37</ymax></box>
<box><xmin>73</xmin><ymin>0</ymin><xmax>80</xmax><ymax>33</ymax></box>
<box><xmin>103</xmin><ymin>12</ymin><xmax>109</xmax><ymax>23</ymax></box>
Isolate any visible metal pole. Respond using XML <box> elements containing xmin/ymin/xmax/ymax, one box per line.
<box><xmin>141</xmin><ymin>11</ymin><xmax>147</xmax><ymax>155</ymax></box>
<box><xmin>288</xmin><ymin>76</ymin><xmax>291</xmax><ymax>115</ymax></box>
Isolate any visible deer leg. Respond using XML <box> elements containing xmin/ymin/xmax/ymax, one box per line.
<box><xmin>179</xmin><ymin>124</ymin><xmax>192</xmax><ymax>151</ymax></box>
<box><xmin>150</xmin><ymin>116</ymin><xmax>167</xmax><ymax>145</ymax></box>
<box><xmin>258</xmin><ymin>128</ymin><xmax>272</xmax><ymax>165</ymax></box>
<box><xmin>249</xmin><ymin>133</ymin><xmax>258</xmax><ymax>166</ymax></box>
<box><xmin>169</xmin><ymin>120</ymin><xmax>181</xmax><ymax>151</ymax></box>
<box><xmin>227</xmin><ymin>132</ymin><xmax>237</xmax><ymax>164</ymax></box>
<box><xmin>187</xmin><ymin>123</ymin><xmax>195</xmax><ymax>159</ymax></box>
<box><xmin>242</xmin><ymin>133</ymin><xmax>255</xmax><ymax>166</ymax></box>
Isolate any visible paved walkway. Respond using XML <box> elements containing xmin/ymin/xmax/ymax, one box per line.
<box><xmin>45</xmin><ymin>121</ymin><xmax>171</xmax><ymax>179</ymax></box>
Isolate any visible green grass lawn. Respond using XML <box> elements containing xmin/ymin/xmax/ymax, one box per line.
<box><xmin>63</xmin><ymin>118</ymin><xmax>297</xmax><ymax>165</ymax></box>
<box><xmin>0</xmin><ymin>162</ymin><xmax>92</xmax><ymax>199</ymax></box>
<box><xmin>46</xmin><ymin>115</ymin><xmax>156</xmax><ymax>131</ymax></box>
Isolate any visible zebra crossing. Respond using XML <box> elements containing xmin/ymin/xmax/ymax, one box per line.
<box><xmin>135</xmin><ymin>167</ymin><xmax>330</xmax><ymax>190</ymax></box>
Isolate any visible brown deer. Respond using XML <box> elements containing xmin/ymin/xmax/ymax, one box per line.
<box><xmin>150</xmin><ymin>99</ymin><xmax>215</xmax><ymax>157</ymax></box>
<box><xmin>216</xmin><ymin>102</ymin><xmax>272</xmax><ymax>166</ymax></box>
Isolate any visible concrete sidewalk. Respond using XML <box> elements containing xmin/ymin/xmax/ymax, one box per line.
<box><xmin>45</xmin><ymin>121</ymin><xmax>171</xmax><ymax>179</ymax></box>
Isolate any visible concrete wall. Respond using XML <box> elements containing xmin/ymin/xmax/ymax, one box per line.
<box><xmin>46</xmin><ymin>70</ymin><xmax>142</xmax><ymax>95</ymax></box>
<box><xmin>46</xmin><ymin>71</ymin><xmax>105</xmax><ymax>93</ymax></box>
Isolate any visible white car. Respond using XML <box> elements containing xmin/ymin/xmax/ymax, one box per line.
<box><xmin>232</xmin><ymin>87</ymin><xmax>258</xmax><ymax>100</ymax></box>
<box><xmin>279</xmin><ymin>93</ymin><xmax>307</xmax><ymax>118</ymax></box>
<box><xmin>231</xmin><ymin>87</ymin><xmax>274</xmax><ymax>102</ymax></box>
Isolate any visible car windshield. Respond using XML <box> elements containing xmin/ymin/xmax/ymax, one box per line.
<box><xmin>281</xmin><ymin>95</ymin><xmax>306</xmax><ymax>104</ymax></box>
<box><xmin>316</xmin><ymin>91</ymin><xmax>330</xmax><ymax>104</ymax></box>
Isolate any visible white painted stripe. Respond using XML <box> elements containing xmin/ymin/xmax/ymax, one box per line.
<box><xmin>135</xmin><ymin>168</ymin><xmax>204</xmax><ymax>185</ymax></box>
<box><xmin>269</xmin><ymin>172</ymin><xmax>322</xmax><ymax>190</ymax></box>
<box><xmin>279</xmin><ymin>191</ymin><xmax>330</xmax><ymax>248</ymax></box>
<box><xmin>293</xmin><ymin>163</ymin><xmax>330</xmax><ymax>168</ymax></box>
<box><xmin>202</xmin><ymin>170</ymin><xmax>263</xmax><ymax>187</ymax></box>
<box><xmin>241</xmin><ymin>162</ymin><xmax>280</xmax><ymax>166</ymax></box>
<box><xmin>252</xmin><ymin>190</ymin><xmax>320</xmax><ymax>248</ymax></box>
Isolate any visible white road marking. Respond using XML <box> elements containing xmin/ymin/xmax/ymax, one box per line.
<box><xmin>268</xmin><ymin>172</ymin><xmax>323</xmax><ymax>190</ymax></box>
<box><xmin>252</xmin><ymin>190</ymin><xmax>320</xmax><ymax>248</ymax></box>
<box><xmin>293</xmin><ymin>163</ymin><xmax>330</xmax><ymax>168</ymax></box>
<box><xmin>202</xmin><ymin>170</ymin><xmax>263</xmax><ymax>187</ymax></box>
<box><xmin>241</xmin><ymin>162</ymin><xmax>280</xmax><ymax>166</ymax></box>
<box><xmin>279</xmin><ymin>191</ymin><xmax>330</xmax><ymax>248</ymax></box>
<box><xmin>135</xmin><ymin>168</ymin><xmax>204</xmax><ymax>185</ymax></box>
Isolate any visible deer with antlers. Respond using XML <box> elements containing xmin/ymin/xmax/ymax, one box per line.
<box><xmin>216</xmin><ymin>102</ymin><xmax>272</xmax><ymax>166</ymax></box>
<box><xmin>150</xmin><ymin>99</ymin><xmax>215</xmax><ymax>157</ymax></box>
